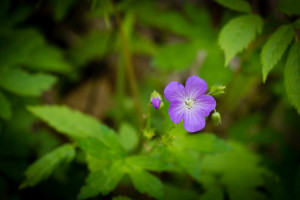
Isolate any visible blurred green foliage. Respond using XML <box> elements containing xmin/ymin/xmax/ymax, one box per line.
<box><xmin>0</xmin><ymin>0</ymin><xmax>300</xmax><ymax>200</ymax></box>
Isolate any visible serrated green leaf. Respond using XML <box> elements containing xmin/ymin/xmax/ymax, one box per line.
<box><xmin>261</xmin><ymin>25</ymin><xmax>294</xmax><ymax>82</ymax></box>
<box><xmin>201</xmin><ymin>142</ymin><xmax>269</xmax><ymax>200</ymax></box>
<box><xmin>0</xmin><ymin>68</ymin><xmax>56</xmax><ymax>96</ymax></box>
<box><xmin>219</xmin><ymin>14</ymin><xmax>263</xmax><ymax>66</ymax></box>
<box><xmin>86</xmin><ymin>154</ymin><xmax>110</xmax><ymax>172</ymax></box>
<box><xmin>20</xmin><ymin>144</ymin><xmax>75</xmax><ymax>188</ymax></box>
<box><xmin>128</xmin><ymin>167</ymin><xmax>163</xmax><ymax>199</ymax></box>
<box><xmin>153</xmin><ymin>42</ymin><xmax>199</xmax><ymax>70</ymax></box>
<box><xmin>127</xmin><ymin>155</ymin><xmax>173</xmax><ymax>172</ymax></box>
<box><xmin>284</xmin><ymin>43</ymin><xmax>300</xmax><ymax>115</ymax></box>
<box><xmin>78</xmin><ymin>137</ymin><xmax>126</xmax><ymax>160</ymax></box>
<box><xmin>0</xmin><ymin>90</ymin><xmax>11</xmax><ymax>120</ymax></box>
<box><xmin>118</xmin><ymin>123</ymin><xmax>138</xmax><ymax>152</ymax></box>
<box><xmin>78</xmin><ymin>160</ymin><xmax>125</xmax><ymax>199</ymax></box>
<box><xmin>171</xmin><ymin>149</ymin><xmax>201</xmax><ymax>180</ymax></box>
<box><xmin>27</xmin><ymin>105</ymin><xmax>122</xmax><ymax>142</ymax></box>
<box><xmin>215</xmin><ymin>0</ymin><xmax>251</xmax><ymax>13</ymax></box>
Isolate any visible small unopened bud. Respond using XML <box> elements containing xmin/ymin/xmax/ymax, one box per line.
<box><xmin>212</xmin><ymin>111</ymin><xmax>221</xmax><ymax>126</ymax></box>
<box><xmin>143</xmin><ymin>129</ymin><xmax>155</xmax><ymax>140</ymax></box>
<box><xmin>150</xmin><ymin>90</ymin><xmax>163</xmax><ymax>109</ymax></box>
<box><xmin>209</xmin><ymin>85</ymin><xmax>226</xmax><ymax>96</ymax></box>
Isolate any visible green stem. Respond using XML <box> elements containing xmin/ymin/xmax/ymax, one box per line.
<box><xmin>113</xmin><ymin>2</ymin><xmax>143</xmax><ymax>126</ymax></box>
<box><xmin>146</xmin><ymin>103</ymin><xmax>151</xmax><ymax>130</ymax></box>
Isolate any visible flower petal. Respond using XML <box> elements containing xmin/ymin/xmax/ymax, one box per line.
<box><xmin>194</xmin><ymin>95</ymin><xmax>216</xmax><ymax>117</ymax></box>
<box><xmin>183</xmin><ymin>109</ymin><xmax>206</xmax><ymax>132</ymax></box>
<box><xmin>168</xmin><ymin>101</ymin><xmax>185</xmax><ymax>123</ymax></box>
<box><xmin>164</xmin><ymin>81</ymin><xmax>186</xmax><ymax>102</ymax></box>
<box><xmin>185</xmin><ymin>76</ymin><xmax>207</xmax><ymax>99</ymax></box>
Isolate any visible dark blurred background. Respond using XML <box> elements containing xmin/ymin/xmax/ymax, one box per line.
<box><xmin>0</xmin><ymin>0</ymin><xmax>300</xmax><ymax>199</ymax></box>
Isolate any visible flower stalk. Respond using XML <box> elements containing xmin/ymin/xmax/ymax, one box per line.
<box><xmin>113</xmin><ymin>2</ymin><xmax>143</xmax><ymax>125</ymax></box>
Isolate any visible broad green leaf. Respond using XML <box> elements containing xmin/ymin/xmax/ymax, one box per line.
<box><xmin>23</xmin><ymin>45</ymin><xmax>71</xmax><ymax>73</ymax></box>
<box><xmin>28</xmin><ymin>105</ymin><xmax>122</xmax><ymax>143</ymax></box>
<box><xmin>215</xmin><ymin>0</ymin><xmax>251</xmax><ymax>13</ymax></box>
<box><xmin>118</xmin><ymin>123</ymin><xmax>138</xmax><ymax>152</ymax></box>
<box><xmin>78</xmin><ymin>161</ymin><xmax>125</xmax><ymax>199</ymax></box>
<box><xmin>201</xmin><ymin>142</ymin><xmax>269</xmax><ymax>200</ymax></box>
<box><xmin>169</xmin><ymin>126</ymin><xmax>229</xmax><ymax>153</ymax></box>
<box><xmin>284</xmin><ymin>43</ymin><xmax>300</xmax><ymax>115</ymax></box>
<box><xmin>153</xmin><ymin>42</ymin><xmax>200</xmax><ymax>70</ymax></box>
<box><xmin>128</xmin><ymin>167</ymin><xmax>163</xmax><ymax>199</ymax></box>
<box><xmin>20</xmin><ymin>144</ymin><xmax>75</xmax><ymax>188</ymax></box>
<box><xmin>261</xmin><ymin>25</ymin><xmax>294</xmax><ymax>82</ymax></box>
<box><xmin>86</xmin><ymin>154</ymin><xmax>110</xmax><ymax>172</ymax></box>
<box><xmin>199</xmin><ymin>174</ymin><xmax>223</xmax><ymax>200</ymax></box>
<box><xmin>127</xmin><ymin>155</ymin><xmax>174</xmax><ymax>172</ymax></box>
<box><xmin>171</xmin><ymin>149</ymin><xmax>201</xmax><ymax>180</ymax></box>
<box><xmin>164</xmin><ymin>184</ymin><xmax>199</xmax><ymax>200</ymax></box>
<box><xmin>0</xmin><ymin>29</ymin><xmax>44</xmax><ymax>67</ymax></box>
<box><xmin>278</xmin><ymin>0</ymin><xmax>300</xmax><ymax>16</ymax></box>
<box><xmin>219</xmin><ymin>14</ymin><xmax>263</xmax><ymax>66</ymax></box>
<box><xmin>0</xmin><ymin>28</ymin><xmax>70</xmax><ymax>74</ymax></box>
<box><xmin>178</xmin><ymin>134</ymin><xmax>228</xmax><ymax>153</ymax></box>
<box><xmin>0</xmin><ymin>68</ymin><xmax>56</xmax><ymax>97</ymax></box>
<box><xmin>0</xmin><ymin>91</ymin><xmax>11</xmax><ymax>120</ymax></box>
<box><xmin>78</xmin><ymin>137</ymin><xmax>126</xmax><ymax>160</ymax></box>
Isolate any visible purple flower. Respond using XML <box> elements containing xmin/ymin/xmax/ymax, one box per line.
<box><xmin>151</xmin><ymin>97</ymin><xmax>161</xmax><ymax>109</ymax></box>
<box><xmin>164</xmin><ymin>76</ymin><xmax>216</xmax><ymax>132</ymax></box>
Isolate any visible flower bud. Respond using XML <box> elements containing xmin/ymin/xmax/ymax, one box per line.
<box><xmin>150</xmin><ymin>90</ymin><xmax>163</xmax><ymax>109</ymax></box>
<box><xmin>143</xmin><ymin>128</ymin><xmax>155</xmax><ymax>140</ymax></box>
<box><xmin>212</xmin><ymin>111</ymin><xmax>221</xmax><ymax>126</ymax></box>
<box><xmin>209</xmin><ymin>85</ymin><xmax>226</xmax><ymax>96</ymax></box>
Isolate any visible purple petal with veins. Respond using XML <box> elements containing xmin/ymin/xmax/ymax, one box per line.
<box><xmin>164</xmin><ymin>75</ymin><xmax>216</xmax><ymax>132</ymax></box>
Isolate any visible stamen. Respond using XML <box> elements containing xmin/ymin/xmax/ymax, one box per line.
<box><xmin>184</xmin><ymin>98</ymin><xmax>195</xmax><ymax>109</ymax></box>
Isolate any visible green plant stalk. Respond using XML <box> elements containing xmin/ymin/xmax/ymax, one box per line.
<box><xmin>115</xmin><ymin>57</ymin><xmax>126</xmax><ymax>125</ymax></box>
<box><xmin>113</xmin><ymin>3</ymin><xmax>143</xmax><ymax>125</ymax></box>
<box><xmin>146</xmin><ymin>103</ymin><xmax>151</xmax><ymax>130</ymax></box>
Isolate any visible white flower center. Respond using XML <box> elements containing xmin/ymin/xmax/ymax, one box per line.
<box><xmin>184</xmin><ymin>98</ymin><xmax>195</xmax><ymax>109</ymax></box>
